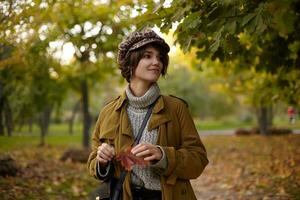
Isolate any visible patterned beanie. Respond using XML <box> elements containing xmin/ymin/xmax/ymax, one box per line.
<box><xmin>117</xmin><ymin>29</ymin><xmax>170</xmax><ymax>66</ymax></box>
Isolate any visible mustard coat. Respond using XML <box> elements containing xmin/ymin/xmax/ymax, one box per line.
<box><xmin>87</xmin><ymin>93</ymin><xmax>209</xmax><ymax>200</ymax></box>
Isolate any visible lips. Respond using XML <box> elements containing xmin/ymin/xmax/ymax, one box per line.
<box><xmin>149</xmin><ymin>68</ymin><xmax>160</xmax><ymax>73</ymax></box>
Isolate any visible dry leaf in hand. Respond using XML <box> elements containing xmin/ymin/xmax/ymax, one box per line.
<box><xmin>115</xmin><ymin>147</ymin><xmax>149</xmax><ymax>171</ymax></box>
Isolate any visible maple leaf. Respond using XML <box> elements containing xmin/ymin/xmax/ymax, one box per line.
<box><xmin>115</xmin><ymin>147</ymin><xmax>149</xmax><ymax>171</ymax></box>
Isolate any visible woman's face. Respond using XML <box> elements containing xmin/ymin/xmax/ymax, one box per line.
<box><xmin>131</xmin><ymin>46</ymin><xmax>163</xmax><ymax>85</ymax></box>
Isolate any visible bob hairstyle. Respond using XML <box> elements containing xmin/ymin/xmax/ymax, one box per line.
<box><xmin>119</xmin><ymin>43</ymin><xmax>169</xmax><ymax>82</ymax></box>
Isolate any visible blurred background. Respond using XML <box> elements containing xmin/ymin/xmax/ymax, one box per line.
<box><xmin>0</xmin><ymin>0</ymin><xmax>299</xmax><ymax>199</ymax></box>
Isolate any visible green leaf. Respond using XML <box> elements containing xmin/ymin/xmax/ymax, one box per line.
<box><xmin>182</xmin><ymin>37</ymin><xmax>192</xmax><ymax>53</ymax></box>
<box><xmin>210</xmin><ymin>26</ymin><xmax>223</xmax><ymax>53</ymax></box>
<box><xmin>255</xmin><ymin>14</ymin><xmax>267</xmax><ymax>33</ymax></box>
<box><xmin>184</xmin><ymin>12</ymin><xmax>201</xmax><ymax>29</ymax></box>
<box><xmin>210</xmin><ymin>39</ymin><xmax>220</xmax><ymax>54</ymax></box>
<box><xmin>241</xmin><ymin>13</ymin><xmax>256</xmax><ymax>27</ymax></box>
<box><xmin>227</xmin><ymin>20</ymin><xmax>236</xmax><ymax>34</ymax></box>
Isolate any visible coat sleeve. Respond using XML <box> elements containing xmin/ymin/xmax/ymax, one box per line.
<box><xmin>86</xmin><ymin>110</ymin><xmax>112</xmax><ymax>180</ymax></box>
<box><xmin>162</xmin><ymin>101</ymin><xmax>208</xmax><ymax>184</ymax></box>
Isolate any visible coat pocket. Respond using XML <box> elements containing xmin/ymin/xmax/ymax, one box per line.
<box><xmin>173</xmin><ymin>180</ymin><xmax>196</xmax><ymax>200</ymax></box>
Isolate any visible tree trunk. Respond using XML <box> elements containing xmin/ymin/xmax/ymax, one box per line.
<box><xmin>4</xmin><ymin>100</ymin><xmax>13</xmax><ymax>136</ymax></box>
<box><xmin>0</xmin><ymin>82</ymin><xmax>4</xmax><ymax>135</ymax></box>
<box><xmin>28</xmin><ymin>118</ymin><xmax>33</xmax><ymax>133</ymax></box>
<box><xmin>81</xmin><ymin>80</ymin><xmax>91</xmax><ymax>148</ymax></box>
<box><xmin>68</xmin><ymin>101</ymin><xmax>80</xmax><ymax>135</ymax></box>
<box><xmin>267</xmin><ymin>105</ymin><xmax>273</xmax><ymax>127</ymax></box>
<box><xmin>38</xmin><ymin>106</ymin><xmax>52</xmax><ymax>146</ymax></box>
<box><xmin>0</xmin><ymin>104</ymin><xmax>4</xmax><ymax>136</ymax></box>
<box><xmin>256</xmin><ymin>106</ymin><xmax>273</xmax><ymax>135</ymax></box>
<box><xmin>0</xmin><ymin>81</ymin><xmax>14</xmax><ymax>136</ymax></box>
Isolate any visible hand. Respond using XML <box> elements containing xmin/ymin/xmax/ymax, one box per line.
<box><xmin>131</xmin><ymin>143</ymin><xmax>162</xmax><ymax>162</ymax></box>
<box><xmin>97</xmin><ymin>143</ymin><xmax>115</xmax><ymax>165</ymax></box>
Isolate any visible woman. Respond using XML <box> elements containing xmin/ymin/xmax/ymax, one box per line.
<box><xmin>87</xmin><ymin>29</ymin><xmax>208</xmax><ymax>200</ymax></box>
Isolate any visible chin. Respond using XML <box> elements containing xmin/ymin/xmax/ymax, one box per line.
<box><xmin>136</xmin><ymin>75</ymin><xmax>160</xmax><ymax>84</ymax></box>
<box><xmin>147</xmin><ymin>77</ymin><xmax>160</xmax><ymax>83</ymax></box>
<box><xmin>149</xmin><ymin>75</ymin><xmax>161</xmax><ymax>81</ymax></box>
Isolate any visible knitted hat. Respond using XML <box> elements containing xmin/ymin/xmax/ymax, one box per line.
<box><xmin>117</xmin><ymin>29</ymin><xmax>170</xmax><ymax>65</ymax></box>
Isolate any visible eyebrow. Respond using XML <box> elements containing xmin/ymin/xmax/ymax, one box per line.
<box><xmin>144</xmin><ymin>50</ymin><xmax>160</xmax><ymax>55</ymax></box>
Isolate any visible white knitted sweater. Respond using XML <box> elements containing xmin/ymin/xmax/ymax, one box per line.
<box><xmin>125</xmin><ymin>83</ymin><xmax>167</xmax><ymax>190</ymax></box>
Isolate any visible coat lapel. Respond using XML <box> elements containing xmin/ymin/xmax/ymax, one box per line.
<box><xmin>113</xmin><ymin>93</ymin><xmax>134</xmax><ymax>143</ymax></box>
<box><xmin>115</xmin><ymin>94</ymin><xmax>171</xmax><ymax>140</ymax></box>
<box><xmin>148</xmin><ymin>96</ymin><xmax>171</xmax><ymax>131</ymax></box>
<box><xmin>120</xmin><ymin>107</ymin><xmax>133</xmax><ymax>139</ymax></box>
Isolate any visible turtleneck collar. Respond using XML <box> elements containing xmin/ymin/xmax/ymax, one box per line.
<box><xmin>125</xmin><ymin>83</ymin><xmax>160</xmax><ymax>109</ymax></box>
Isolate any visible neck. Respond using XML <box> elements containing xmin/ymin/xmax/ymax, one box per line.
<box><xmin>125</xmin><ymin>82</ymin><xmax>160</xmax><ymax>109</ymax></box>
<box><xmin>129</xmin><ymin>81</ymin><xmax>153</xmax><ymax>97</ymax></box>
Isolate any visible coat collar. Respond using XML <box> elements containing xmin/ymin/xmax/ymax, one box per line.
<box><xmin>115</xmin><ymin>92</ymin><xmax>171</xmax><ymax>131</ymax></box>
<box><xmin>115</xmin><ymin>91</ymin><xmax>165</xmax><ymax>113</ymax></box>
<box><xmin>115</xmin><ymin>92</ymin><xmax>127</xmax><ymax>111</ymax></box>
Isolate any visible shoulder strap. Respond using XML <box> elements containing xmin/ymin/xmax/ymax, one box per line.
<box><xmin>111</xmin><ymin>99</ymin><xmax>157</xmax><ymax>200</ymax></box>
<box><xmin>133</xmin><ymin>102</ymin><xmax>155</xmax><ymax>145</ymax></box>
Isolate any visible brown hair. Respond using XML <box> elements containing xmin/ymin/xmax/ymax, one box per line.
<box><xmin>119</xmin><ymin>43</ymin><xmax>169</xmax><ymax>82</ymax></box>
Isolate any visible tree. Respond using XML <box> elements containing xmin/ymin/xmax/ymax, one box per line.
<box><xmin>0</xmin><ymin>1</ymin><xmax>67</xmax><ymax>145</ymax></box>
<box><xmin>0</xmin><ymin>0</ymin><xmax>151</xmax><ymax>146</ymax></box>
<box><xmin>27</xmin><ymin>39</ymin><xmax>67</xmax><ymax>145</ymax></box>
<box><xmin>139</xmin><ymin>0</ymin><xmax>300</xmax><ymax>134</ymax></box>
<box><xmin>40</xmin><ymin>0</ymin><xmax>139</xmax><ymax>148</ymax></box>
<box><xmin>0</xmin><ymin>1</ymin><xmax>31</xmax><ymax>136</ymax></box>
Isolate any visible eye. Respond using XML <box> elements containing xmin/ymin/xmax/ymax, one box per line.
<box><xmin>143</xmin><ymin>54</ymin><xmax>151</xmax><ymax>59</ymax></box>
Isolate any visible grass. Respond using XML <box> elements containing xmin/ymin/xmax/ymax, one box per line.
<box><xmin>195</xmin><ymin>119</ymin><xmax>253</xmax><ymax>130</ymax></box>
<box><xmin>195</xmin><ymin>117</ymin><xmax>300</xmax><ymax>131</ymax></box>
<box><xmin>0</xmin><ymin>123</ymin><xmax>83</xmax><ymax>152</ymax></box>
<box><xmin>0</xmin><ymin>133</ymin><xmax>82</xmax><ymax>152</ymax></box>
<box><xmin>1</xmin><ymin>117</ymin><xmax>300</xmax><ymax>151</ymax></box>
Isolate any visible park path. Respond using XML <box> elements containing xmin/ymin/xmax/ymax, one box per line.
<box><xmin>192</xmin><ymin>129</ymin><xmax>299</xmax><ymax>200</ymax></box>
<box><xmin>190</xmin><ymin>164</ymin><xmax>289</xmax><ymax>200</ymax></box>
<box><xmin>199</xmin><ymin>129</ymin><xmax>300</xmax><ymax>136</ymax></box>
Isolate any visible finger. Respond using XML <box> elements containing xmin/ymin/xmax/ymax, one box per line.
<box><xmin>99</xmin><ymin>151</ymin><xmax>112</xmax><ymax>161</ymax></box>
<box><xmin>144</xmin><ymin>147</ymin><xmax>162</xmax><ymax>161</ymax></box>
<box><xmin>105</xmin><ymin>147</ymin><xmax>115</xmax><ymax>157</ymax></box>
<box><xmin>102</xmin><ymin>143</ymin><xmax>111</xmax><ymax>148</ymax></box>
<box><xmin>97</xmin><ymin>155</ymin><xmax>108</xmax><ymax>164</ymax></box>
<box><xmin>103</xmin><ymin>143</ymin><xmax>115</xmax><ymax>157</ymax></box>
<box><xmin>99</xmin><ymin>145</ymin><xmax>114</xmax><ymax>158</ymax></box>
<box><xmin>131</xmin><ymin>144</ymin><xmax>149</xmax><ymax>154</ymax></box>
<box><xmin>131</xmin><ymin>144</ymin><xmax>142</xmax><ymax>153</ymax></box>
<box><xmin>97</xmin><ymin>154</ymin><xmax>107</xmax><ymax>162</ymax></box>
<box><xmin>144</xmin><ymin>154</ymin><xmax>157</xmax><ymax>161</ymax></box>
<box><xmin>98</xmin><ymin>147</ymin><xmax>114</xmax><ymax>160</ymax></box>
<box><xmin>108</xmin><ymin>145</ymin><xmax>115</xmax><ymax>156</ymax></box>
<box><xmin>135</xmin><ymin>149</ymin><xmax>151</xmax><ymax>158</ymax></box>
<box><xmin>98</xmin><ymin>148</ymin><xmax>112</xmax><ymax>159</ymax></box>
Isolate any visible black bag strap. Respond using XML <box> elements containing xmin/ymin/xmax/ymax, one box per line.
<box><xmin>133</xmin><ymin>104</ymin><xmax>155</xmax><ymax>145</ymax></box>
<box><xmin>111</xmin><ymin>100</ymin><xmax>156</xmax><ymax>200</ymax></box>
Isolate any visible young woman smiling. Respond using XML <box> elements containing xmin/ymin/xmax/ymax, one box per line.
<box><xmin>87</xmin><ymin>29</ymin><xmax>208</xmax><ymax>200</ymax></box>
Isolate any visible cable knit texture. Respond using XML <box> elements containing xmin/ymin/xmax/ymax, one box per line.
<box><xmin>125</xmin><ymin>83</ymin><xmax>163</xmax><ymax>190</ymax></box>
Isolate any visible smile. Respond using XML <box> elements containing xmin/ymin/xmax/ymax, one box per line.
<box><xmin>149</xmin><ymin>69</ymin><xmax>160</xmax><ymax>73</ymax></box>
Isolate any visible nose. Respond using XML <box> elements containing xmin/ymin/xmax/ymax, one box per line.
<box><xmin>152</xmin><ymin>56</ymin><xmax>161</xmax><ymax>66</ymax></box>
